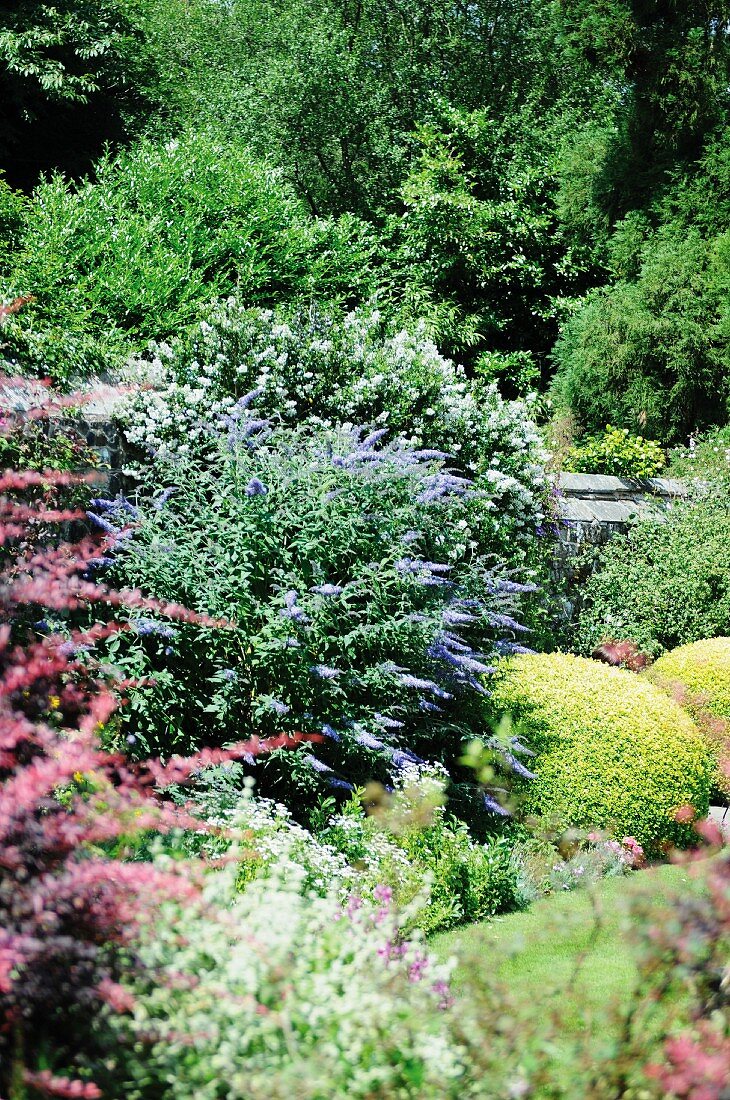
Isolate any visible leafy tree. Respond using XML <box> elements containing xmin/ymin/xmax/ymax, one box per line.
<box><xmin>554</xmin><ymin>0</ymin><xmax>730</xmax><ymax>213</ymax></box>
<box><xmin>388</xmin><ymin>101</ymin><xmax>593</xmax><ymax>363</ymax></box>
<box><xmin>552</xmin><ymin>126</ymin><xmax>730</xmax><ymax>442</ymax></box>
<box><xmin>0</xmin><ymin>0</ymin><xmax>156</xmax><ymax>186</ymax></box>
<box><xmin>140</xmin><ymin>0</ymin><xmax>575</xmax><ymax>218</ymax></box>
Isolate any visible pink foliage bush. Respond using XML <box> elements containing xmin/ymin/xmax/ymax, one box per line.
<box><xmin>0</xmin><ymin>468</ymin><xmax>297</xmax><ymax>1096</ymax></box>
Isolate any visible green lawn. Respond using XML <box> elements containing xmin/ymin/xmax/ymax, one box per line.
<box><xmin>432</xmin><ymin>863</ymin><xmax>695</xmax><ymax>1031</ymax></box>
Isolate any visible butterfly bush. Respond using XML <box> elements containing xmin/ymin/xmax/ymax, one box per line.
<box><xmin>115</xmin><ymin>301</ymin><xmax>547</xmax><ymax>556</ymax></box>
<box><xmin>110</xmin><ymin>859</ymin><xmax>466</xmax><ymax>1100</ymax></box>
<box><xmin>102</xmin><ymin>416</ymin><xmax>536</xmax><ymax>812</ymax></box>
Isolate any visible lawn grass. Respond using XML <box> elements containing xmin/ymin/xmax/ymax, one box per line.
<box><xmin>432</xmin><ymin>863</ymin><xmax>695</xmax><ymax>1034</ymax></box>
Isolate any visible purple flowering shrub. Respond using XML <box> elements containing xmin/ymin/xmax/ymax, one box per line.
<box><xmin>103</xmin><ymin>418</ymin><xmax>535</xmax><ymax>814</ymax></box>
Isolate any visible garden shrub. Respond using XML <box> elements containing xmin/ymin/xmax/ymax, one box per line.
<box><xmin>574</xmin><ymin>487</ymin><xmax>730</xmax><ymax>657</ymax></box>
<box><xmin>101</xmin><ymin>417</ymin><xmax>535</xmax><ymax>813</ymax></box>
<box><xmin>117</xmin><ymin>299</ymin><xmax>548</xmax><ymax>558</ymax></box>
<box><xmin>563</xmin><ymin>424</ymin><xmax>666</xmax><ymax>478</ymax></box>
<box><xmin>551</xmin><ymin>226</ymin><xmax>730</xmax><ymax>444</ymax></box>
<box><xmin>0</xmin><ymin>465</ymin><xmax>289</xmax><ymax>1096</ymax></box>
<box><xmin>486</xmin><ymin>653</ymin><xmax>712</xmax><ymax>856</ymax></box>
<box><xmin>111</xmin><ymin>861</ymin><xmax>463</xmax><ymax>1100</ymax></box>
<box><xmin>646</xmin><ymin>637</ymin><xmax>730</xmax><ymax>799</ymax></box>
<box><xmin>185</xmin><ymin>763</ymin><xmax>527</xmax><ymax>936</ymax></box>
<box><xmin>1</xmin><ymin>131</ymin><xmax>377</xmax><ymax>382</ymax></box>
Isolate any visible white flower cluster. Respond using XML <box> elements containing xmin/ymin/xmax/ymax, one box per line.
<box><xmin>118</xmin><ymin>862</ymin><xmax>464</xmax><ymax>1099</ymax></box>
<box><xmin>115</xmin><ymin>300</ymin><xmax>547</xmax><ymax>544</ymax></box>
<box><xmin>204</xmin><ymin>792</ymin><xmax>355</xmax><ymax>898</ymax></box>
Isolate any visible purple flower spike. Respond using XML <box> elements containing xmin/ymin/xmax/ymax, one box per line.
<box><xmin>503</xmin><ymin>752</ymin><xmax>537</xmax><ymax>780</ymax></box>
<box><xmin>268</xmin><ymin>698</ymin><xmax>290</xmax><ymax>715</ymax></box>
<box><xmin>391</xmin><ymin>748</ymin><xmax>425</xmax><ymax>768</ymax></box>
<box><xmin>483</xmin><ymin>793</ymin><xmax>511</xmax><ymax>817</ymax></box>
<box><xmin>245</xmin><ymin>477</ymin><xmax>268</xmax><ymax>496</ymax></box>
<box><xmin>238</xmin><ymin>387</ymin><xmax>263</xmax><ymax>409</ymax></box>
<box><xmin>321</xmin><ymin>724</ymin><xmax>341</xmax><ymax>741</ymax></box>
<box><xmin>398</xmin><ymin>674</ymin><xmax>451</xmax><ymax>698</ymax></box>
<box><xmin>280</xmin><ymin>590</ymin><xmax>308</xmax><ymax>622</ymax></box>
<box><xmin>327</xmin><ymin>776</ymin><xmax>354</xmax><ymax>790</ymax></box>
<box><xmin>359</xmin><ymin>428</ymin><xmax>389</xmax><ymax>449</ymax></box>
<box><xmin>310</xmin><ymin>664</ymin><xmax>342</xmax><ymax>680</ymax></box>
<box><xmin>374</xmin><ymin>713</ymin><xmax>404</xmax><ymax>729</ymax></box>
<box><xmin>153</xmin><ymin>486</ymin><xmax>178</xmax><ymax>510</ymax></box>
<box><xmin>355</xmin><ymin>731</ymin><xmax>385</xmax><ymax>751</ymax></box>
<box><xmin>304</xmin><ymin>753</ymin><xmax>333</xmax><ymax>774</ymax></box>
<box><xmin>412</xmin><ymin>449</ymin><xmax>450</xmax><ymax>460</ymax></box>
<box><xmin>442</xmin><ymin>609</ymin><xmax>477</xmax><ymax>626</ymax></box>
<box><xmin>132</xmin><ymin>618</ymin><xmax>177</xmax><ymax>640</ymax></box>
<box><xmin>311</xmin><ymin>583</ymin><xmax>343</xmax><ymax>597</ymax></box>
<box><xmin>86</xmin><ymin>512</ymin><xmax>119</xmax><ymax>536</ymax></box>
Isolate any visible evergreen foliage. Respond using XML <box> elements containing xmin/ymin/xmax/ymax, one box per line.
<box><xmin>487</xmin><ymin>652</ymin><xmax>713</xmax><ymax>856</ymax></box>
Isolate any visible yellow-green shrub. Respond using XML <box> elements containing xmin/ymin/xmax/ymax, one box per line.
<box><xmin>645</xmin><ymin>638</ymin><xmax>730</xmax><ymax>798</ymax></box>
<box><xmin>487</xmin><ymin>653</ymin><xmax>712</xmax><ymax>856</ymax></box>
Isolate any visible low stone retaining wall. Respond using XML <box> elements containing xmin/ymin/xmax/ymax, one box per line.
<box><xmin>556</xmin><ymin>470</ymin><xmax>687</xmax><ymax>551</ymax></box>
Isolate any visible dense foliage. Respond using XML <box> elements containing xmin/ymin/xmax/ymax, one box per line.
<box><xmin>574</xmin><ymin>487</ymin><xmax>730</xmax><ymax>656</ymax></box>
<box><xmin>188</xmin><ymin>764</ymin><xmax>528</xmax><ymax>937</ymax></box>
<box><xmin>1</xmin><ymin>132</ymin><xmax>375</xmax><ymax>383</ymax></box>
<box><xmin>3</xmin><ymin>0</ymin><xmax>729</xmax><ymax>417</ymax></box>
<box><xmin>0</xmin><ymin>0</ymin><xmax>155</xmax><ymax>188</ymax></box>
<box><xmin>101</xmin><ymin>419</ymin><xmax>535</xmax><ymax>813</ymax></box>
<box><xmin>487</xmin><ymin>653</ymin><xmax>712</xmax><ymax>856</ymax></box>
<box><xmin>562</xmin><ymin>425</ymin><xmax>666</xmax><ymax>478</ymax></box>
<box><xmin>646</xmin><ymin>637</ymin><xmax>730</xmax><ymax>798</ymax></box>
<box><xmin>2</xmin><ymin>4</ymin><xmax>729</xmax><ymax>1092</ymax></box>
<box><xmin>116</xmin><ymin>300</ymin><xmax>548</xmax><ymax>557</ymax></box>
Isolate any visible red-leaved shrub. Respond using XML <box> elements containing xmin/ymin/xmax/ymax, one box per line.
<box><xmin>0</xmin><ymin>468</ymin><xmax>298</xmax><ymax>1096</ymax></box>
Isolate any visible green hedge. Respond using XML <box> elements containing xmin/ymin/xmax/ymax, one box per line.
<box><xmin>573</xmin><ymin>488</ymin><xmax>730</xmax><ymax>658</ymax></box>
<box><xmin>487</xmin><ymin>652</ymin><xmax>712</xmax><ymax>856</ymax></box>
<box><xmin>646</xmin><ymin>638</ymin><xmax>730</xmax><ymax>799</ymax></box>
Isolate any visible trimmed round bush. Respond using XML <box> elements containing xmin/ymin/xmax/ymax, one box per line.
<box><xmin>645</xmin><ymin>638</ymin><xmax>730</xmax><ymax>798</ymax></box>
<box><xmin>487</xmin><ymin>653</ymin><xmax>712</xmax><ymax>856</ymax></box>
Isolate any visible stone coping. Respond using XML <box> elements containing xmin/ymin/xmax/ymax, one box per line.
<box><xmin>558</xmin><ymin>472</ymin><xmax>687</xmax><ymax>499</ymax></box>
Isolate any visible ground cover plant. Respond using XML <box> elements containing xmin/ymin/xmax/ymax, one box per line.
<box><xmin>186</xmin><ymin>762</ymin><xmax>528</xmax><ymax>936</ymax></box>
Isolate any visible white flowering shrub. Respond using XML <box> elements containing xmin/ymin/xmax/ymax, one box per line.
<box><xmin>115</xmin><ymin>301</ymin><xmax>547</xmax><ymax>554</ymax></box>
<box><xmin>182</xmin><ymin>764</ymin><xmax>527</xmax><ymax>936</ymax></box>
<box><xmin>113</xmin><ymin>862</ymin><xmax>465</xmax><ymax>1100</ymax></box>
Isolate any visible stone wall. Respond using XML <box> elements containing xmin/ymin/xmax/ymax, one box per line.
<box><xmin>0</xmin><ymin>376</ymin><xmax>128</xmax><ymax>493</ymax></box>
<box><xmin>554</xmin><ymin>471</ymin><xmax>687</xmax><ymax>578</ymax></box>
